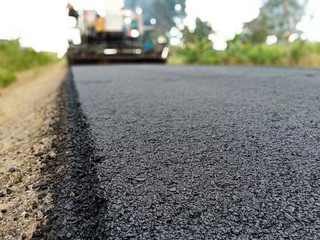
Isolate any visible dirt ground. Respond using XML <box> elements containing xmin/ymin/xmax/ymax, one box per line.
<box><xmin>0</xmin><ymin>62</ymin><xmax>67</xmax><ymax>240</ymax></box>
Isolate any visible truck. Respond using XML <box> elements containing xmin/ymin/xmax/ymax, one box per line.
<box><xmin>66</xmin><ymin>0</ymin><xmax>169</xmax><ymax>64</ymax></box>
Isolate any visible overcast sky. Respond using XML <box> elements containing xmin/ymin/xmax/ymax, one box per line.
<box><xmin>0</xmin><ymin>0</ymin><xmax>320</xmax><ymax>54</ymax></box>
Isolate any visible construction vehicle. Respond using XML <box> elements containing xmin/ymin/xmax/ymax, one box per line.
<box><xmin>66</xmin><ymin>0</ymin><xmax>169</xmax><ymax>64</ymax></box>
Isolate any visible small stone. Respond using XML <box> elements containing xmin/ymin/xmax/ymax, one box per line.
<box><xmin>169</xmin><ymin>187</ymin><xmax>177</xmax><ymax>192</ymax></box>
<box><xmin>48</xmin><ymin>151</ymin><xmax>56</xmax><ymax>159</ymax></box>
<box><xmin>38</xmin><ymin>192</ymin><xmax>47</xmax><ymax>200</ymax></box>
<box><xmin>36</xmin><ymin>211</ymin><xmax>44</xmax><ymax>221</ymax></box>
<box><xmin>156</xmin><ymin>212</ymin><xmax>162</xmax><ymax>218</ymax></box>
<box><xmin>0</xmin><ymin>192</ymin><xmax>5</xmax><ymax>197</ymax></box>
<box><xmin>136</xmin><ymin>177</ymin><xmax>147</xmax><ymax>182</ymax></box>
<box><xmin>8</xmin><ymin>167</ymin><xmax>16</xmax><ymax>173</ymax></box>
<box><xmin>6</xmin><ymin>188</ymin><xmax>13</xmax><ymax>194</ymax></box>
<box><xmin>287</xmin><ymin>206</ymin><xmax>295</xmax><ymax>213</ymax></box>
<box><xmin>21</xmin><ymin>211</ymin><xmax>29</xmax><ymax>218</ymax></box>
<box><xmin>32</xmin><ymin>201</ymin><xmax>38</xmax><ymax>209</ymax></box>
<box><xmin>285</xmin><ymin>213</ymin><xmax>295</xmax><ymax>222</ymax></box>
<box><xmin>64</xmin><ymin>204</ymin><xmax>72</xmax><ymax>210</ymax></box>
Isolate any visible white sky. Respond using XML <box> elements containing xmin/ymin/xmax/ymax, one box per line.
<box><xmin>0</xmin><ymin>0</ymin><xmax>320</xmax><ymax>54</ymax></box>
<box><xmin>185</xmin><ymin>0</ymin><xmax>261</xmax><ymax>39</ymax></box>
<box><xmin>0</xmin><ymin>0</ymin><xmax>70</xmax><ymax>56</ymax></box>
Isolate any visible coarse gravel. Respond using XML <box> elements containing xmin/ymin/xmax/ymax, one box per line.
<box><xmin>66</xmin><ymin>65</ymin><xmax>320</xmax><ymax>239</ymax></box>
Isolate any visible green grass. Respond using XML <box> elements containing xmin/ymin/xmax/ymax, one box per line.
<box><xmin>0</xmin><ymin>40</ymin><xmax>58</xmax><ymax>88</ymax></box>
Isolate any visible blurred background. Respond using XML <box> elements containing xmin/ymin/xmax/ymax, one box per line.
<box><xmin>1</xmin><ymin>0</ymin><xmax>320</xmax><ymax>86</ymax></box>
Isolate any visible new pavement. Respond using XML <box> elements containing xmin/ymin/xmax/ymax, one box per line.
<box><xmin>66</xmin><ymin>65</ymin><xmax>320</xmax><ymax>239</ymax></box>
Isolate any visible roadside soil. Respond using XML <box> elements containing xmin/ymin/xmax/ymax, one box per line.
<box><xmin>0</xmin><ymin>62</ymin><xmax>67</xmax><ymax>240</ymax></box>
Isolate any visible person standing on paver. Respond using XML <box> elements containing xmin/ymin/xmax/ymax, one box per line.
<box><xmin>67</xmin><ymin>3</ymin><xmax>79</xmax><ymax>22</ymax></box>
<box><xmin>94</xmin><ymin>14</ymin><xmax>105</xmax><ymax>43</ymax></box>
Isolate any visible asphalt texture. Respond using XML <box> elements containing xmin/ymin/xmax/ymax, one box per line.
<box><xmin>66</xmin><ymin>65</ymin><xmax>320</xmax><ymax>239</ymax></box>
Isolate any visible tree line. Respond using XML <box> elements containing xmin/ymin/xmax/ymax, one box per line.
<box><xmin>176</xmin><ymin>0</ymin><xmax>320</xmax><ymax>66</ymax></box>
<box><xmin>131</xmin><ymin>0</ymin><xmax>319</xmax><ymax>66</ymax></box>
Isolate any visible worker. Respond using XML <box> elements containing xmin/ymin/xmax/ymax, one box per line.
<box><xmin>67</xmin><ymin>3</ymin><xmax>79</xmax><ymax>21</ymax></box>
<box><xmin>94</xmin><ymin>14</ymin><xmax>105</xmax><ymax>43</ymax></box>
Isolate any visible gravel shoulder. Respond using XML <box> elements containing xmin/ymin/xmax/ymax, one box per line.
<box><xmin>0</xmin><ymin>62</ymin><xmax>67</xmax><ymax>239</ymax></box>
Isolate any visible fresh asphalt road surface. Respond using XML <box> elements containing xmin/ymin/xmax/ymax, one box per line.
<box><xmin>70</xmin><ymin>65</ymin><xmax>320</xmax><ymax>239</ymax></box>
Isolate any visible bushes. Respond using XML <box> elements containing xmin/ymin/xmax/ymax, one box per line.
<box><xmin>177</xmin><ymin>39</ymin><xmax>215</xmax><ymax>64</ymax></box>
<box><xmin>0</xmin><ymin>68</ymin><xmax>16</xmax><ymax>87</ymax></box>
<box><xmin>170</xmin><ymin>41</ymin><xmax>320</xmax><ymax>67</ymax></box>
<box><xmin>246</xmin><ymin>44</ymin><xmax>285</xmax><ymax>65</ymax></box>
<box><xmin>0</xmin><ymin>40</ymin><xmax>58</xmax><ymax>88</ymax></box>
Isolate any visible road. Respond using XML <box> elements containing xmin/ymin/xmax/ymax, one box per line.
<box><xmin>63</xmin><ymin>65</ymin><xmax>320</xmax><ymax>239</ymax></box>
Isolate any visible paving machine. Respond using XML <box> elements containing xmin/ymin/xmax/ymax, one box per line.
<box><xmin>67</xmin><ymin>0</ymin><xmax>169</xmax><ymax>64</ymax></box>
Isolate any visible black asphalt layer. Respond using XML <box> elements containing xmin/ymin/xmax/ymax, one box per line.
<box><xmin>69</xmin><ymin>65</ymin><xmax>320</xmax><ymax>239</ymax></box>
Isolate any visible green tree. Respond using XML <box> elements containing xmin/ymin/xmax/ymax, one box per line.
<box><xmin>182</xmin><ymin>18</ymin><xmax>213</xmax><ymax>44</ymax></box>
<box><xmin>244</xmin><ymin>0</ymin><xmax>309</xmax><ymax>43</ymax></box>
<box><xmin>266</xmin><ymin>0</ymin><xmax>309</xmax><ymax>42</ymax></box>
<box><xmin>243</xmin><ymin>14</ymin><xmax>272</xmax><ymax>44</ymax></box>
<box><xmin>243</xmin><ymin>0</ymin><xmax>310</xmax><ymax>65</ymax></box>
<box><xmin>181</xmin><ymin>18</ymin><xmax>214</xmax><ymax>64</ymax></box>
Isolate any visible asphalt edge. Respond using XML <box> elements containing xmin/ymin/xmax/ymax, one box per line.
<box><xmin>32</xmin><ymin>69</ymin><xmax>108</xmax><ymax>239</ymax></box>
